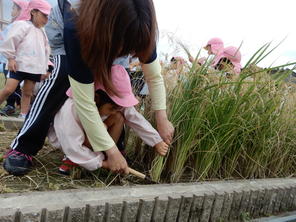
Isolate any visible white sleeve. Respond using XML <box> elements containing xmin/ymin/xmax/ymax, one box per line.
<box><xmin>123</xmin><ymin>107</ymin><xmax>163</xmax><ymax>147</ymax></box>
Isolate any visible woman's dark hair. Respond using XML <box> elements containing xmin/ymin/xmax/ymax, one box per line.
<box><xmin>77</xmin><ymin>0</ymin><xmax>158</xmax><ymax>96</ymax></box>
<box><xmin>95</xmin><ymin>90</ymin><xmax>119</xmax><ymax>108</ymax></box>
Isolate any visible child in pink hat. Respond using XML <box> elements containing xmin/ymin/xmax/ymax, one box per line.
<box><xmin>189</xmin><ymin>38</ymin><xmax>224</xmax><ymax>65</ymax></box>
<box><xmin>0</xmin><ymin>0</ymin><xmax>29</xmax><ymax>116</ymax></box>
<box><xmin>212</xmin><ymin>46</ymin><xmax>242</xmax><ymax>75</ymax></box>
<box><xmin>0</xmin><ymin>0</ymin><xmax>52</xmax><ymax>118</ymax></box>
<box><xmin>11</xmin><ymin>0</ymin><xmax>29</xmax><ymax>22</ymax></box>
<box><xmin>48</xmin><ymin>65</ymin><xmax>169</xmax><ymax>173</ymax></box>
<box><xmin>204</xmin><ymin>37</ymin><xmax>224</xmax><ymax>56</ymax></box>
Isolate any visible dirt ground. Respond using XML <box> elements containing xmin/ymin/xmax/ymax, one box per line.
<box><xmin>0</xmin><ymin>129</ymin><xmax>142</xmax><ymax>194</ymax></box>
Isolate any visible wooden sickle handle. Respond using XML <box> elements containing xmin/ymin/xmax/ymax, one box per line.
<box><xmin>128</xmin><ymin>167</ymin><xmax>146</xmax><ymax>180</ymax></box>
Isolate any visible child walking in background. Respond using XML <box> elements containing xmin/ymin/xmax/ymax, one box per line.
<box><xmin>48</xmin><ymin>65</ymin><xmax>168</xmax><ymax>173</ymax></box>
<box><xmin>0</xmin><ymin>0</ymin><xmax>51</xmax><ymax>119</ymax></box>
<box><xmin>0</xmin><ymin>0</ymin><xmax>29</xmax><ymax>116</ymax></box>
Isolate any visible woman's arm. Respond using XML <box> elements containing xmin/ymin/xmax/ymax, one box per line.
<box><xmin>69</xmin><ymin>77</ymin><xmax>129</xmax><ymax>174</ymax></box>
<box><xmin>141</xmin><ymin>55</ymin><xmax>175</xmax><ymax>144</ymax></box>
<box><xmin>141</xmin><ymin>57</ymin><xmax>166</xmax><ymax>111</ymax></box>
<box><xmin>69</xmin><ymin>76</ymin><xmax>115</xmax><ymax>152</ymax></box>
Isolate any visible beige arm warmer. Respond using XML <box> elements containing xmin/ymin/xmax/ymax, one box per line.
<box><xmin>69</xmin><ymin>76</ymin><xmax>115</xmax><ymax>152</ymax></box>
<box><xmin>141</xmin><ymin>57</ymin><xmax>167</xmax><ymax>111</ymax></box>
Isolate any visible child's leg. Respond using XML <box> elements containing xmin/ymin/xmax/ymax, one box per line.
<box><xmin>0</xmin><ymin>78</ymin><xmax>20</xmax><ymax>105</ymax></box>
<box><xmin>20</xmin><ymin>80</ymin><xmax>36</xmax><ymax>115</ymax></box>
<box><xmin>6</xmin><ymin>82</ymin><xmax>22</xmax><ymax>109</ymax></box>
<box><xmin>104</xmin><ymin>112</ymin><xmax>125</xmax><ymax>143</ymax></box>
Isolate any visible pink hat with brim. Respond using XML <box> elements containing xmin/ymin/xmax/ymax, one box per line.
<box><xmin>12</xmin><ymin>0</ymin><xmax>29</xmax><ymax>21</ymax></box>
<box><xmin>22</xmin><ymin>0</ymin><xmax>51</xmax><ymax>20</ymax></box>
<box><xmin>96</xmin><ymin>65</ymin><xmax>139</xmax><ymax>107</ymax></box>
<box><xmin>212</xmin><ymin>46</ymin><xmax>242</xmax><ymax>74</ymax></box>
<box><xmin>66</xmin><ymin>65</ymin><xmax>139</xmax><ymax>107</ymax></box>
<box><xmin>204</xmin><ymin>37</ymin><xmax>224</xmax><ymax>55</ymax></box>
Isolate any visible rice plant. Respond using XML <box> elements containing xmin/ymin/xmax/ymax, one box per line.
<box><xmin>149</xmin><ymin>45</ymin><xmax>296</xmax><ymax>183</ymax></box>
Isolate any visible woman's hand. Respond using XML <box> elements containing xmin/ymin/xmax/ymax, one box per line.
<box><xmin>8</xmin><ymin>59</ymin><xmax>17</xmax><ymax>72</ymax></box>
<box><xmin>102</xmin><ymin>146</ymin><xmax>129</xmax><ymax>174</ymax></box>
<box><xmin>154</xmin><ymin>141</ymin><xmax>169</xmax><ymax>156</ymax></box>
<box><xmin>155</xmin><ymin>110</ymin><xmax>174</xmax><ymax>145</ymax></box>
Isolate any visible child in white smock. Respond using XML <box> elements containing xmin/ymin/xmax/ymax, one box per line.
<box><xmin>0</xmin><ymin>0</ymin><xmax>51</xmax><ymax>118</ymax></box>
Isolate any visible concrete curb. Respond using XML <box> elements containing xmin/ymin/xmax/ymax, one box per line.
<box><xmin>0</xmin><ymin>178</ymin><xmax>296</xmax><ymax>221</ymax></box>
<box><xmin>0</xmin><ymin>116</ymin><xmax>24</xmax><ymax>130</ymax></box>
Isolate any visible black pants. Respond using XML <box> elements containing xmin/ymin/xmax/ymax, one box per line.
<box><xmin>11</xmin><ymin>55</ymin><xmax>69</xmax><ymax>155</ymax></box>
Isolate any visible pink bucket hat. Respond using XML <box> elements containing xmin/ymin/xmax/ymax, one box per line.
<box><xmin>22</xmin><ymin>0</ymin><xmax>51</xmax><ymax>20</ymax></box>
<box><xmin>66</xmin><ymin>65</ymin><xmax>139</xmax><ymax>107</ymax></box>
<box><xmin>204</xmin><ymin>38</ymin><xmax>224</xmax><ymax>55</ymax></box>
<box><xmin>96</xmin><ymin>65</ymin><xmax>139</xmax><ymax>107</ymax></box>
<box><xmin>12</xmin><ymin>0</ymin><xmax>29</xmax><ymax>21</ymax></box>
<box><xmin>212</xmin><ymin>46</ymin><xmax>242</xmax><ymax>74</ymax></box>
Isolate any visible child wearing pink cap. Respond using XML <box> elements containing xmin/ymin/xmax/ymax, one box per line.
<box><xmin>212</xmin><ymin>46</ymin><xmax>242</xmax><ymax>75</ymax></box>
<box><xmin>48</xmin><ymin>65</ymin><xmax>168</xmax><ymax>173</ymax></box>
<box><xmin>11</xmin><ymin>0</ymin><xmax>30</xmax><ymax>21</ymax></box>
<box><xmin>204</xmin><ymin>38</ymin><xmax>224</xmax><ymax>56</ymax></box>
<box><xmin>0</xmin><ymin>0</ymin><xmax>52</xmax><ymax>118</ymax></box>
<box><xmin>0</xmin><ymin>0</ymin><xmax>29</xmax><ymax>116</ymax></box>
<box><xmin>189</xmin><ymin>38</ymin><xmax>224</xmax><ymax>65</ymax></box>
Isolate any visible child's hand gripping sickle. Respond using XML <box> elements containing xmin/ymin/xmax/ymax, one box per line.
<box><xmin>154</xmin><ymin>141</ymin><xmax>169</xmax><ymax>156</ymax></box>
<box><xmin>101</xmin><ymin>146</ymin><xmax>129</xmax><ymax>175</ymax></box>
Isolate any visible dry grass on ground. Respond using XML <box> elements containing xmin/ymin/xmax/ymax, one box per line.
<box><xmin>0</xmin><ymin>128</ymin><xmax>149</xmax><ymax>194</ymax></box>
<box><xmin>0</xmin><ymin>74</ymin><xmax>155</xmax><ymax>194</ymax></box>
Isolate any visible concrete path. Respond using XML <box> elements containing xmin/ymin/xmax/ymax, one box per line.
<box><xmin>1</xmin><ymin>178</ymin><xmax>296</xmax><ymax>221</ymax></box>
<box><xmin>0</xmin><ymin>116</ymin><xmax>24</xmax><ymax>130</ymax></box>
